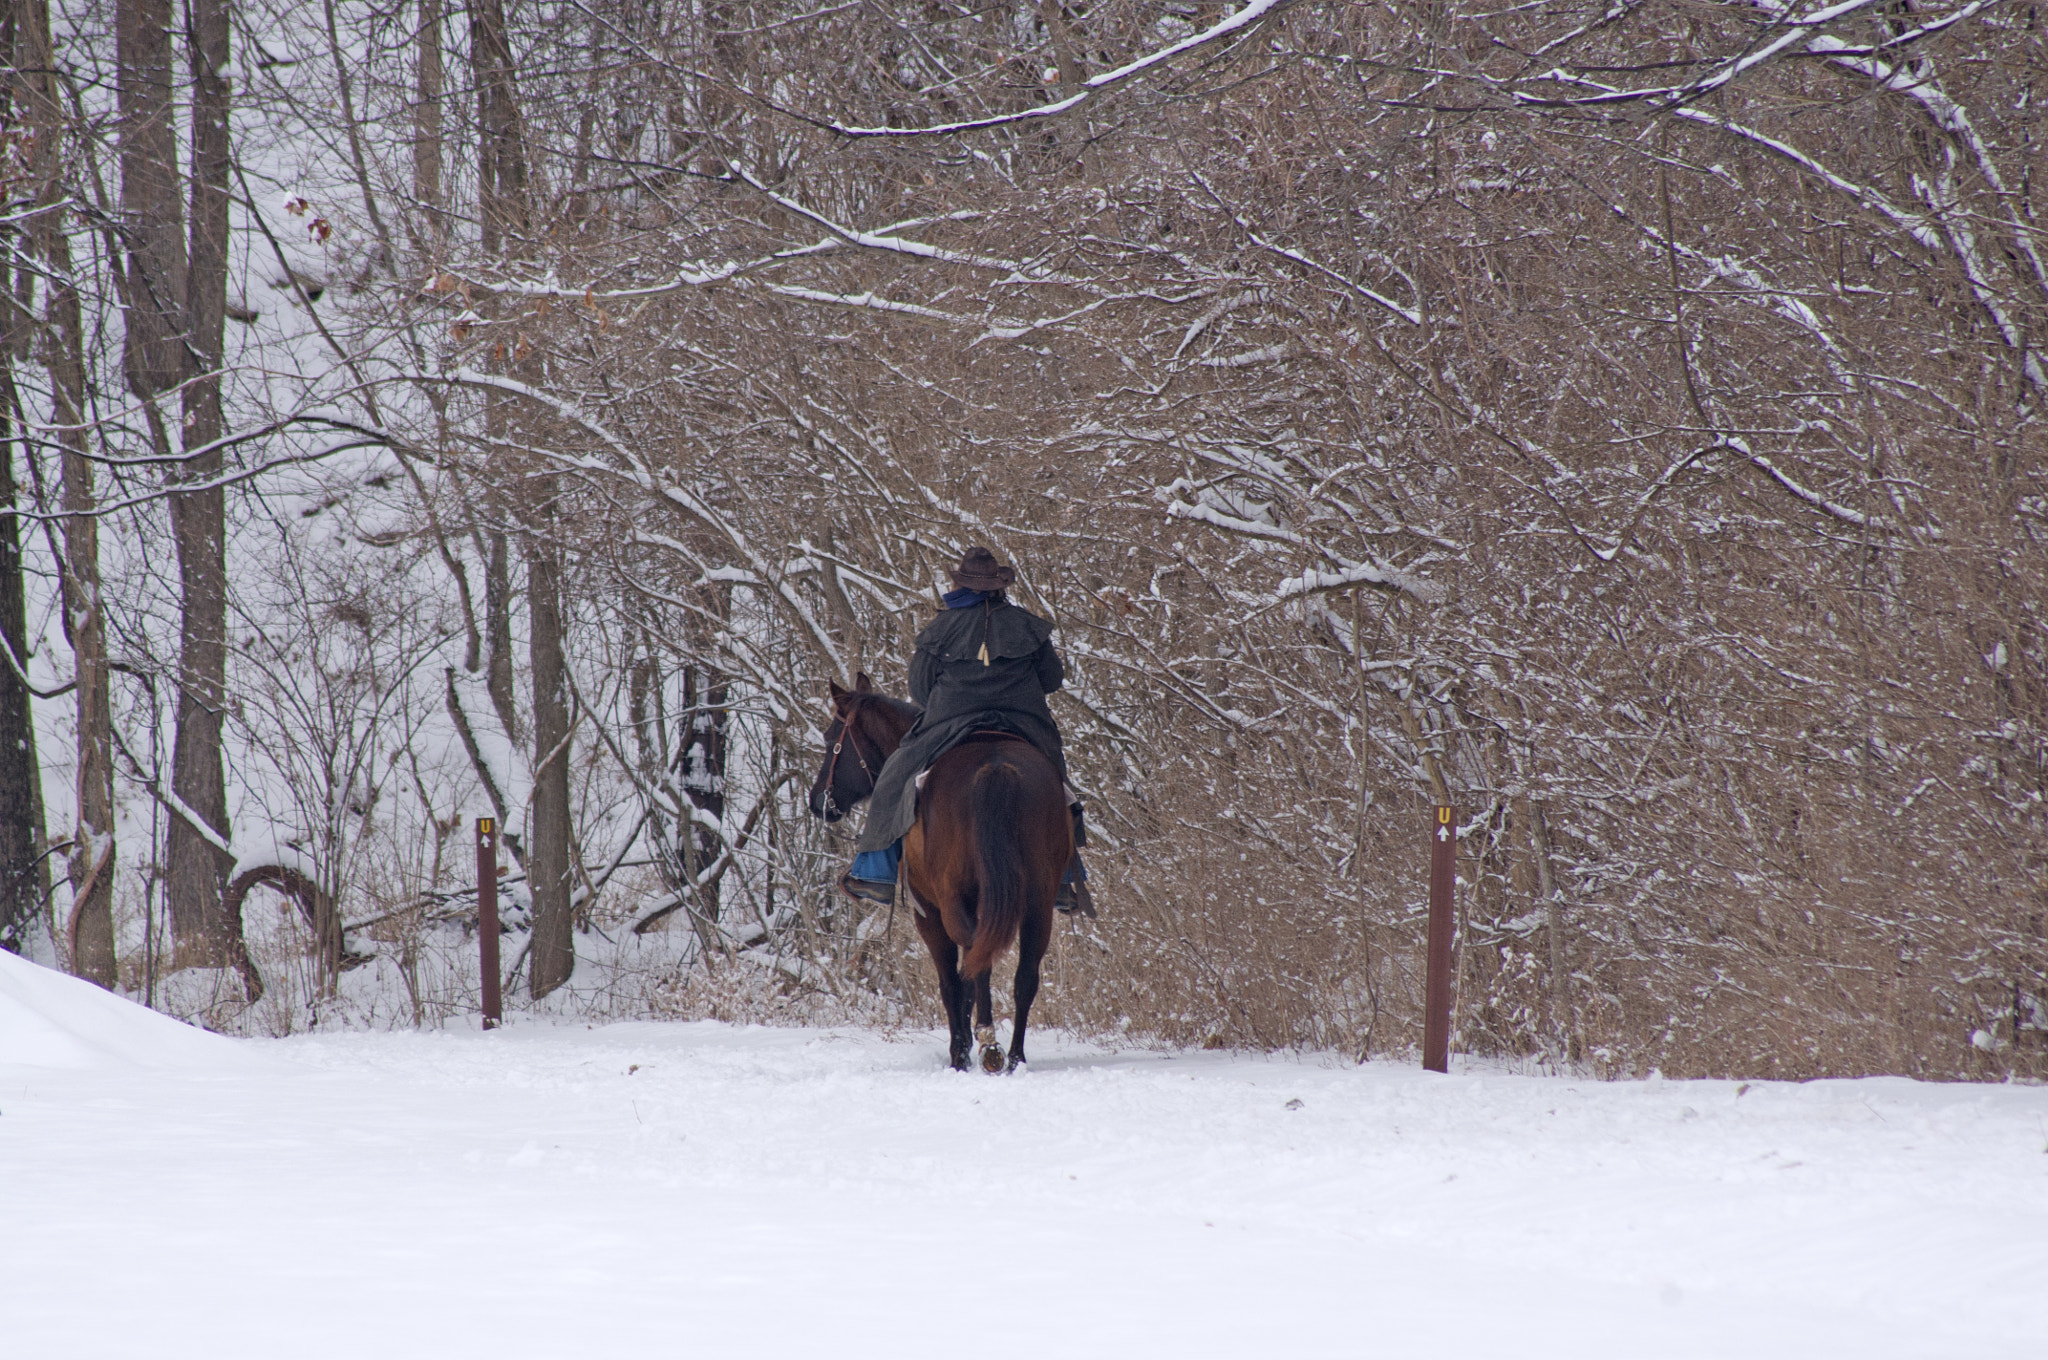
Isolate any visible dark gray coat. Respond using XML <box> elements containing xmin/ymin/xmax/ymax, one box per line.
<box><xmin>855</xmin><ymin>599</ymin><xmax>1067</xmax><ymax>853</ymax></box>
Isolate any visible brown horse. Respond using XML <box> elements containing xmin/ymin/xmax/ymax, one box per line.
<box><xmin>807</xmin><ymin>673</ymin><xmax>1069</xmax><ymax>1073</ymax></box>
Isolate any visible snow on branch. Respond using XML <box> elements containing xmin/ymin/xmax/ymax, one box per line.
<box><xmin>1595</xmin><ymin>194</ymin><xmax>1855</xmax><ymax>387</ymax></box>
<box><xmin>0</xmin><ymin>623</ymin><xmax>73</xmax><ymax>700</ymax></box>
<box><xmin>570</xmin><ymin>806</ymin><xmax>651</xmax><ymax>912</ymax></box>
<box><xmin>1273</xmin><ymin>562</ymin><xmax>1451</xmax><ymax>607</ymax></box>
<box><xmin>1514</xmin><ymin>0</ymin><xmax>1894</xmax><ymax>109</ymax></box>
<box><xmin>1786</xmin><ymin>0</ymin><xmax>2003</xmax><ymax>55</ymax></box>
<box><xmin>1188</xmin><ymin>169</ymin><xmax>1422</xmax><ymax>325</ymax></box>
<box><xmin>1581</xmin><ymin>440</ymin><xmax>1731</xmax><ymax>563</ymax></box>
<box><xmin>625</xmin><ymin>773</ymin><xmax>798</xmax><ymax>935</ymax></box>
<box><xmin>728</xmin><ymin>165</ymin><xmax>1089</xmax><ymax>288</ymax></box>
<box><xmin>1197</xmin><ymin>342</ymin><xmax>1294</xmax><ymax>368</ymax></box>
<box><xmin>3</xmin><ymin>432</ymin><xmax>392</xmax><ymax>522</ymax></box>
<box><xmin>1521</xmin><ymin>5</ymin><xmax>2037</xmax><ymax>390</ymax></box>
<box><xmin>976</xmin><ymin>289</ymin><xmax>1212</xmax><ymax>346</ymax></box>
<box><xmin>1164</xmin><ymin>493</ymin><xmax>1448</xmax><ymax>605</ymax></box>
<box><xmin>1745</xmin><ymin>445</ymin><xmax>1874</xmax><ymax>527</ymax></box>
<box><xmin>445</xmin><ymin>667</ymin><xmax>517</xmax><ymax>835</ymax></box>
<box><xmin>407</xmin><ymin>369</ymin><xmax>850</xmax><ymax>674</ymax></box>
<box><xmin>1164</xmin><ymin>490</ymin><xmax>1308</xmax><ymax>550</ymax></box>
<box><xmin>1640</xmin><ymin>99</ymin><xmax>2042</xmax><ymax>390</ymax></box>
<box><xmin>460</xmin><ymin>258</ymin><xmax>747</xmax><ymax>300</ymax></box>
<box><xmin>110</xmin><ymin>721</ymin><xmax>236</xmax><ymax>859</ymax></box>
<box><xmin>799</xmin><ymin>0</ymin><xmax>1300</xmax><ymax>137</ymax></box>
<box><xmin>230</xmin><ymin>838</ymin><xmax>322</xmax><ymax>887</ymax></box>
<box><xmin>758</xmin><ymin>284</ymin><xmax>989</xmax><ymax>327</ymax></box>
<box><xmin>1788</xmin><ymin>12</ymin><xmax>2048</xmax><ymax>321</ymax></box>
<box><xmin>466</xmin><ymin>171</ymin><xmax>1125</xmax><ymax>332</ymax></box>
<box><xmin>447</xmin><ymin>209</ymin><xmax>994</xmax><ymax>302</ymax></box>
<box><xmin>1529</xmin><ymin>0</ymin><xmax>1640</xmax><ymax>58</ymax></box>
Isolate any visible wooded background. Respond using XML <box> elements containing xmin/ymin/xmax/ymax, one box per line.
<box><xmin>2</xmin><ymin>0</ymin><xmax>2043</xmax><ymax>1077</ymax></box>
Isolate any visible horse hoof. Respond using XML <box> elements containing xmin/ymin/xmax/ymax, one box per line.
<box><xmin>980</xmin><ymin>1044</ymin><xmax>1005</xmax><ymax>1074</ymax></box>
<box><xmin>1005</xmin><ymin>1053</ymin><xmax>1026</xmax><ymax>1074</ymax></box>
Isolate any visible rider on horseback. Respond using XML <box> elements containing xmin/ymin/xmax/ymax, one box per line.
<box><xmin>840</xmin><ymin>546</ymin><xmax>1095</xmax><ymax>916</ymax></box>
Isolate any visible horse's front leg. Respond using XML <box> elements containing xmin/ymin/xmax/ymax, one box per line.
<box><xmin>973</xmin><ymin>971</ymin><xmax>1004</xmax><ymax>1074</ymax></box>
<box><xmin>914</xmin><ymin>901</ymin><xmax>973</xmax><ymax>1071</ymax></box>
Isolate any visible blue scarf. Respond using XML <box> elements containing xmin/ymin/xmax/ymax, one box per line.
<box><xmin>943</xmin><ymin>587</ymin><xmax>998</xmax><ymax>610</ymax></box>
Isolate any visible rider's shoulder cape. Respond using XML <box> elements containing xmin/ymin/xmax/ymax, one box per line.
<box><xmin>914</xmin><ymin>600</ymin><xmax>1054</xmax><ymax>665</ymax></box>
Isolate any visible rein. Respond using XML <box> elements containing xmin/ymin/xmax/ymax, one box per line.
<box><xmin>822</xmin><ymin>703</ymin><xmax>884</xmax><ymax>812</ymax></box>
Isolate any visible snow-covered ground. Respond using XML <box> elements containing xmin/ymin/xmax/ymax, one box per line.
<box><xmin>4</xmin><ymin>952</ymin><xmax>2044</xmax><ymax>1359</ymax></box>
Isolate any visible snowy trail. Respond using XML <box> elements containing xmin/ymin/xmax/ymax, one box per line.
<box><xmin>4</xmin><ymin>964</ymin><xmax>2046</xmax><ymax>1357</ymax></box>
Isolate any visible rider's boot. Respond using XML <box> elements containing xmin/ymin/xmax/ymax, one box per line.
<box><xmin>840</xmin><ymin>842</ymin><xmax>900</xmax><ymax>905</ymax></box>
<box><xmin>1054</xmin><ymin>804</ymin><xmax>1096</xmax><ymax>917</ymax></box>
<box><xmin>838</xmin><ymin>871</ymin><xmax>896</xmax><ymax>906</ymax></box>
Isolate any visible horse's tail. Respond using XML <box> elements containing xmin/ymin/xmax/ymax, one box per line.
<box><xmin>962</xmin><ymin>756</ymin><xmax>1027</xmax><ymax>977</ymax></box>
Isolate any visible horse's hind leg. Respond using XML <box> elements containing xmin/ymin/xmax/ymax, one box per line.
<box><xmin>972</xmin><ymin>971</ymin><xmax>1004</xmax><ymax>1074</ymax></box>
<box><xmin>1007</xmin><ymin>901</ymin><xmax>1053</xmax><ymax>1073</ymax></box>
<box><xmin>914</xmin><ymin>902</ymin><xmax>973</xmax><ymax>1072</ymax></box>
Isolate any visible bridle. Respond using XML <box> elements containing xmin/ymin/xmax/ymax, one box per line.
<box><xmin>820</xmin><ymin>702</ymin><xmax>882</xmax><ymax>816</ymax></box>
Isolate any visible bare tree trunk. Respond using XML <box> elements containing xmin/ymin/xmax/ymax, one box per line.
<box><xmin>116</xmin><ymin>0</ymin><xmax>184</xmax><ymax>405</ymax></box>
<box><xmin>527</xmin><ymin>542</ymin><xmax>573</xmax><ymax>996</ymax></box>
<box><xmin>626</xmin><ymin>636</ymin><xmax>680</xmax><ymax>893</ymax></box>
<box><xmin>470</xmin><ymin>0</ymin><xmax>528</xmax><ymax>259</ymax></box>
<box><xmin>0</xmin><ymin>11</ymin><xmax>47</xmax><ymax>955</ymax></box>
<box><xmin>51</xmin><ymin>257</ymin><xmax>115</xmax><ymax>987</ymax></box>
<box><xmin>468</xmin><ymin>0</ymin><xmax>568</xmax><ymax>994</ymax></box>
<box><xmin>0</xmin><ymin>399</ymin><xmax>46</xmax><ymax>955</ymax></box>
<box><xmin>1036</xmin><ymin>0</ymin><xmax>1083</xmax><ymax>90</ymax></box>
<box><xmin>679</xmin><ymin>660</ymin><xmax>728</xmax><ymax>923</ymax></box>
<box><xmin>483</xmin><ymin>529</ymin><xmax>519</xmax><ymax>739</ymax></box>
<box><xmin>58</xmin><ymin>409</ymin><xmax>114</xmax><ymax>986</ymax></box>
<box><xmin>566</xmin><ymin>8</ymin><xmax>597</xmax><ymax>227</ymax></box>
<box><xmin>1530</xmin><ymin>801</ymin><xmax>1574</xmax><ymax>1061</ymax></box>
<box><xmin>471</xmin><ymin>0</ymin><xmax>522</xmax><ymax>744</ymax></box>
<box><xmin>413</xmin><ymin>0</ymin><xmax>444</xmax><ymax>241</ymax></box>
<box><xmin>628</xmin><ymin>632</ymin><xmax>717</xmax><ymax>956</ymax></box>
<box><xmin>165</xmin><ymin>0</ymin><xmax>238</xmax><ymax>965</ymax></box>
<box><xmin>816</xmin><ymin>523</ymin><xmax>863</xmax><ymax>677</ymax></box>
<box><xmin>1398</xmin><ymin>693</ymin><xmax>1452</xmax><ymax>806</ymax></box>
<box><xmin>17</xmin><ymin>0</ymin><xmax>112</xmax><ymax>985</ymax></box>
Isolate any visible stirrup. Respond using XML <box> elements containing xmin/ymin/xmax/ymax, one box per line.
<box><xmin>1055</xmin><ymin>879</ymin><xmax>1097</xmax><ymax>918</ymax></box>
<box><xmin>838</xmin><ymin>871</ymin><xmax>896</xmax><ymax>906</ymax></box>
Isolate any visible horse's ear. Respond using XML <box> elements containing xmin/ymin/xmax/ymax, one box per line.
<box><xmin>827</xmin><ymin>679</ymin><xmax>846</xmax><ymax>701</ymax></box>
<box><xmin>854</xmin><ymin>671</ymin><xmax>874</xmax><ymax>692</ymax></box>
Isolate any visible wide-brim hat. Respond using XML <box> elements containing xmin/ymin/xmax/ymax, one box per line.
<box><xmin>950</xmin><ymin>546</ymin><xmax>1016</xmax><ymax>592</ymax></box>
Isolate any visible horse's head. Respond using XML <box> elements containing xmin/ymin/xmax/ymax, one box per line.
<box><xmin>807</xmin><ymin>672</ymin><xmax>890</xmax><ymax>822</ymax></box>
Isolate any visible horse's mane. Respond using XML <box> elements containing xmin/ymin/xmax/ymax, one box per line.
<box><xmin>850</xmin><ymin>692</ymin><xmax>921</xmax><ymax>724</ymax></box>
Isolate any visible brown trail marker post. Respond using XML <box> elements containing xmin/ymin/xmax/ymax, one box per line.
<box><xmin>477</xmin><ymin>817</ymin><xmax>503</xmax><ymax>1029</ymax></box>
<box><xmin>1423</xmin><ymin>805</ymin><xmax>1457</xmax><ymax>1073</ymax></box>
